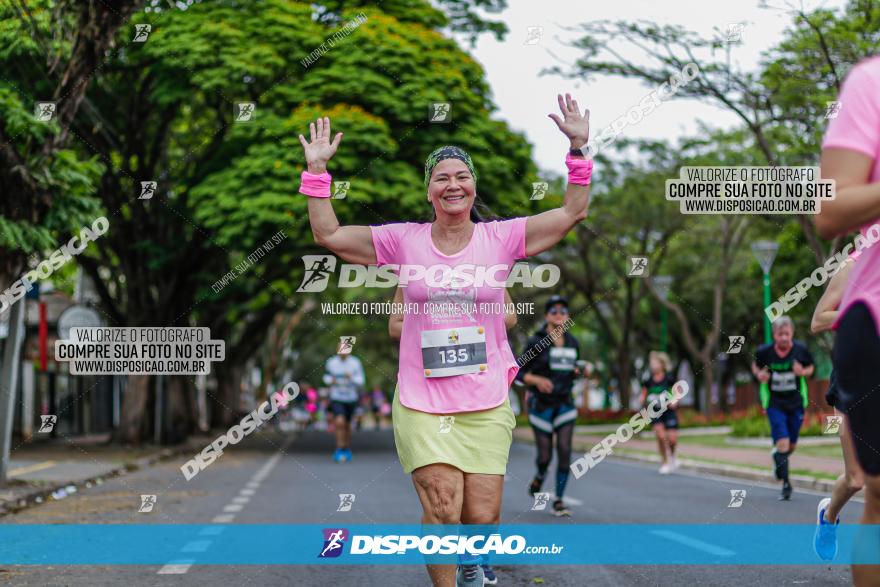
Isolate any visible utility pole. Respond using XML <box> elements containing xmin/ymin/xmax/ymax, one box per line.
<box><xmin>0</xmin><ymin>300</ymin><xmax>26</xmax><ymax>483</ymax></box>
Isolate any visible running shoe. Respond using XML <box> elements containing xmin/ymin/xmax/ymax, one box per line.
<box><xmin>813</xmin><ymin>497</ymin><xmax>839</xmax><ymax>561</ymax></box>
<box><xmin>343</xmin><ymin>448</ymin><xmax>353</xmax><ymax>462</ymax></box>
<box><xmin>669</xmin><ymin>456</ymin><xmax>680</xmax><ymax>471</ymax></box>
<box><xmin>780</xmin><ymin>480</ymin><xmax>793</xmax><ymax>501</ymax></box>
<box><xmin>553</xmin><ymin>499</ymin><xmax>571</xmax><ymax>517</ymax></box>
<box><xmin>481</xmin><ymin>564</ymin><xmax>497</xmax><ymax>585</ymax></box>
<box><xmin>658</xmin><ymin>463</ymin><xmax>671</xmax><ymax>475</ymax></box>
<box><xmin>528</xmin><ymin>477</ymin><xmax>543</xmax><ymax>497</ymax></box>
<box><xmin>333</xmin><ymin>448</ymin><xmax>345</xmax><ymax>463</ymax></box>
<box><xmin>456</xmin><ymin>563</ymin><xmax>484</xmax><ymax>587</ymax></box>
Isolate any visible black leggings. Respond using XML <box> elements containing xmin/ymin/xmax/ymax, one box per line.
<box><xmin>833</xmin><ymin>302</ymin><xmax>880</xmax><ymax>476</ymax></box>
<box><xmin>534</xmin><ymin>423</ymin><xmax>575</xmax><ymax>499</ymax></box>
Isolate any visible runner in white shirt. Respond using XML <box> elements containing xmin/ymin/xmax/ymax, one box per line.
<box><xmin>323</xmin><ymin>352</ymin><xmax>366</xmax><ymax>463</ymax></box>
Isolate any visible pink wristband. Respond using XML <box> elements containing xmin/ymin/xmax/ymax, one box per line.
<box><xmin>299</xmin><ymin>170</ymin><xmax>332</xmax><ymax>198</ymax></box>
<box><xmin>565</xmin><ymin>153</ymin><xmax>593</xmax><ymax>186</ymax></box>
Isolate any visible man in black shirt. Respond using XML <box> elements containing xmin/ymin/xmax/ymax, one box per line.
<box><xmin>751</xmin><ymin>315</ymin><xmax>815</xmax><ymax>500</ymax></box>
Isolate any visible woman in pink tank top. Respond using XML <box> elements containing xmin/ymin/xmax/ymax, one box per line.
<box><xmin>297</xmin><ymin>94</ymin><xmax>592</xmax><ymax>587</ymax></box>
<box><xmin>818</xmin><ymin>55</ymin><xmax>880</xmax><ymax>586</ymax></box>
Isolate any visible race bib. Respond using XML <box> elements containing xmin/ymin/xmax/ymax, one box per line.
<box><xmin>549</xmin><ymin>347</ymin><xmax>576</xmax><ymax>371</ymax></box>
<box><xmin>421</xmin><ymin>326</ymin><xmax>488</xmax><ymax>378</ymax></box>
<box><xmin>771</xmin><ymin>371</ymin><xmax>797</xmax><ymax>392</ymax></box>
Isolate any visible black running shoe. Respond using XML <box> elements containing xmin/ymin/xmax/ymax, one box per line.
<box><xmin>780</xmin><ymin>480</ymin><xmax>793</xmax><ymax>501</ymax></box>
<box><xmin>553</xmin><ymin>499</ymin><xmax>571</xmax><ymax>517</ymax></box>
<box><xmin>528</xmin><ymin>477</ymin><xmax>542</xmax><ymax>497</ymax></box>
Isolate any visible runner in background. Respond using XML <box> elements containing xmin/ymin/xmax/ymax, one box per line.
<box><xmin>818</xmin><ymin>53</ymin><xmax>880</xmax><ymax>585</ymax></box>
<box><xmin>638</xmin><ymin>351</ymin><xmax>680</xmax><ymax>475</ymax></box>
<box><xmin>751</xmin><ymin>317</ymin><xmax>815</xmax><ymax>500</ymax></box>
<box><xmin>810</xmin><ymin>252</ymin><xmax>864</xmax><ymax>561</ymax></box>
<box><xmin>370</xmin><ymin>385</ymin><xmax>388</xmax><ymax>430</ymax></box>
<box><xmin>515</xmin><ymin>295</ymin><xmax>585</xmax><ymax>516</ymax></box>
<box><xmin>323</xmin><ymin>350</ymin><xmax>366</xmax><ymax>463</ymax></box>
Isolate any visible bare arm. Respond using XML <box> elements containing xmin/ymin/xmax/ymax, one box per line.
<box><xmin>811</xmin><ymin>258</ymin><xmax>855</xmax><ymax>333</ymax></box>
<box><xmin>524</xmin><ymin>94</ymin><xmax>591</xmax><ymax>257</ymax></box>
<box><xmin>815</xmin><ymin>148</ymin><xmax>879</xmax><ymax>239</ymax></box>
<box><xmin>389</xmin><ymin>286</ymin><xmax>404</xmax><ymax>340</ymax></box>
<box><xmin>751</xmin><ymin>361</ymin><xmax>770</xmax><ymax>382</ymax></box>
<box><xmin>299</xmin><ymin>117</ymin><xmax>377</xmax><ymax>264</ymax></box>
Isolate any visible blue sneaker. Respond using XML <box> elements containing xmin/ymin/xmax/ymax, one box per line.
<box><xmin>343</xmin><ymin>448</ymin><xmax>353</xmax><ymax>462</ymax></box>
<box><xmin>814</xmin><ymin>497</ymin><xmax>839</xmax><ymax>561</ymax></box>
<box><xmin>481</xmin><ymin>564</ymin><xmax>497</xmax><ymax>585</ymax></box>
<box><xmin>333</xmin><ymin>448</ymin><xmax>345</xmax><ymax>463</ymax></box>
<box><xmin>455</xmin><ymin>563</ymin><xmax>484</xmax><ymax>587</ymax></box>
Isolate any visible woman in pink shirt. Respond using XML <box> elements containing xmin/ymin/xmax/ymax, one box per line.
<box><xmin>298</xmin><ymin>94</ymin><xmax>592</xmax><ymax>587</ymax></box>
<box><xmin>818</xmin><ymin>55</ymin><xmax>880</xmax><ymax>585</ymax></box>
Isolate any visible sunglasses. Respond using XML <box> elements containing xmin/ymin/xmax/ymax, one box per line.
<box><xmin>548</xmin><ymin>307</ymin><xmax>569</xmax><ymax>316</ymax></box>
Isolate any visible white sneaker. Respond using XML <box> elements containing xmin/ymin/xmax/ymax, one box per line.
<box><xmin>659</xmin><ymin>464</ymin><xmax>671</xmax><ymax>475</ymax></box>
<box><xmin>669</xmin><ymin>456</ymin><xmax>680</xmax><ymax>471</ymax></box>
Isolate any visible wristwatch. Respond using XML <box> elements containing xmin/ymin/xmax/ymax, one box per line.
<box><xmin>569</xmin><ymin>146</ymin><xmax>587</xmax><ymax>157</ymax></box>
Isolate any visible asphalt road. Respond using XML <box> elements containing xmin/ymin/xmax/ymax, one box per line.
<box><xmin>0</xmin><ymin>427</ymin><xmax>858</xmax><ymax>586</ymax></box>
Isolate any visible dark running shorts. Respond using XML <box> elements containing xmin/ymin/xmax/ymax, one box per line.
<box><xmin>833</xmin><ymin>302</ymin><xmax>880</xmax><ymax>476</ymax></box>
<box><xmin>329</xmin><ymin>400</ymin><xmax>357</xmax><ymax>422</ymax></box>
<box><xmin>825</xmin><ymin>369</ymin><xmax>839</xmax><ymax>409</ymax></box>
<box><xmin>649</xmin><ymin>408</ymin><xmax>678</xmax><ymax>429</ymax></box>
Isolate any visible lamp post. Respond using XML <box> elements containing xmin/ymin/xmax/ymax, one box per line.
<box><xmin>652</xmin><ymin>275</ymin><xmax>674</xmax><ymax>352</ymax></box>
<box><xmin>751</xmin><ymin>241</ymin><xmax>780</xmax><ymax>344</ymax></box>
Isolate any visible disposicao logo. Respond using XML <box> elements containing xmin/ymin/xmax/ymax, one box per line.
<box><xmin>319</xmin><ymin>528</ymin><xmax>348</xmax><ymax>558</ymax></box>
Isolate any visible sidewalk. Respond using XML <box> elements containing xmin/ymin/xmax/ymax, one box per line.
<box><xmin>514</xmin><ymin>427</ymin><xmax>849</xmax><ymax>494</ymax></box>
<box><xmin>0</xmin><ymin>434</ymin><xmax>211</xmax><ymax>517</ymax></box>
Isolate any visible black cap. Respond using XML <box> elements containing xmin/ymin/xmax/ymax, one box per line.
<box><xmin>544</xmin><ymin>295</ymin><xmax>568</xmax><ymax>314</ymax></box>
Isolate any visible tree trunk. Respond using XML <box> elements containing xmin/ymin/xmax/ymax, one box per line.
<box><xmin>164</xmin><ymin>375</ymin><xmax>194</xmax><ymax>444</ymax></box>
<box><xmin>701</xmin><ymin>361</ymin><xmax>715</xmax><ymax>417</ymax></box>
<box><xmin>114</xmin><ymin>374</ymin><xmax>150</xmax><ymax>444</ymax></box>
<box><xmin>212</xmin><ymin>363</ymin><xmax>243</xmax><ymax>428</ymax></box>
<box><xmin>618</xmin><ymin>348</ymin><xmax>632</xmax><ymax>411</ymax></box>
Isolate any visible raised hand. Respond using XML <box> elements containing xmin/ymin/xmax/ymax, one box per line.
<box><xmin>298</xmin><ymin>116</ymin><xmax>343</xmax><ymax>174</ymax></box>
<box><xmin>548</xmin><ymin>93</ymin><xmax>590</xmax><ymax>150</ymax></box>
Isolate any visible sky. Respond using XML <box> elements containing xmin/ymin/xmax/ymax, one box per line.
<box><xmin>456</xmin><ymin>0</ymin><xmax>845</xmax><ymax>171</ymax></box>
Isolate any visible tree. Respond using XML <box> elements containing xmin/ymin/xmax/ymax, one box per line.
<box><xmin>0</xmin><ymin>0</ymin><xmax>142</xmax><ymax>483</ymax></box>
<box><xmin>547</xmin><ymin>0</ymin><xmax>880</xmax><ymax>265</ymax></box>
<box><xmin>2</xmin><ymin>0</ymin><xmax>532</xmax><ymax>443</ymax></box>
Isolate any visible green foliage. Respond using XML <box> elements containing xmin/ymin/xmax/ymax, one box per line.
<box><xmin>730</xmin><ymin>406</ymin><xmax>772</xmax><ymax>437</ymax></box>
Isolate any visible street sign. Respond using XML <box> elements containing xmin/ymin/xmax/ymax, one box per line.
<box><xmin>57</xmin><ymin>305</ymin><xmax>102</xmax><ymax>340</ymax></box>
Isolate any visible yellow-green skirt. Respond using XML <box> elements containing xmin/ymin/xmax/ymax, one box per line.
<box><xmin>392</xmin><ymin>384</ymin><xmax>516</xmax><ymax>475</ymax></box>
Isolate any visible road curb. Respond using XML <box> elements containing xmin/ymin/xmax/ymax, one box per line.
<box><xmin>513</xmin><ymin>429</ymin><xmax>837</xmax><ymax>494</ymax></box>
<box><xmin>0</xmin><ymin>443</ymin><xmax>197</xmax><ymax>518</ymax></box>
<box><xmin>607</xmin><ymin>450</ymin><xmax>838</xmax><ymax>493</ymax></box>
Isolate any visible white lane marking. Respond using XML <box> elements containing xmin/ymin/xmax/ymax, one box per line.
<box><xmin>246</xmin><ymin>482</ymin><xmax>260</xmax><ymax>489</ymax></box>
<box><xmin>240</xmin><ymin>488</ymin><xmax>256</xmax><ymax>496</ymax></box>
<box><xmin>181</xmin><ymin>541</ymin><xmax>212</xmax><ymax>553</ymax></box>
<box><xmin>199</xmin><ymin>526</ymin><xmax>225</xmax><ymax>536</ymax></box>
<box><xmin>157</xmin><ymin>560</ymin><xmax>195</xmax><ymax>575</ymax></box>
<box><xmin>212</xmin><ymin>514</ymin><xmax>235</xmax><ymax>523</ymax></box>
<box><xmin>556</xmin><ymin>495</ymin><xmax>583</xmax><ymax>506</ymax></box>
<box><xmin>232</xmin><ymin>496</ymin><xmax>250</xmax><ymax>504</ymax></box>
<box><xmin>649</xmin><ymin>530</ymin><xmax>735</xmax><ymax>556</ymax></box>
<box><xmin>223</xmin><ymin>504</ymin><xmax>244</xmax><ymax>512</ymax></box>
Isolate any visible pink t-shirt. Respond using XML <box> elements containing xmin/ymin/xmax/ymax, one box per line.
<box><xmin>822</xmin><ymin>56</ymin><xmax>880</xmax><ymax>332</ymax></box>
<box><xmin>371</xmin><ymin>218</ymin><xmax>528</xmax><ymax>414</ymax></box>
